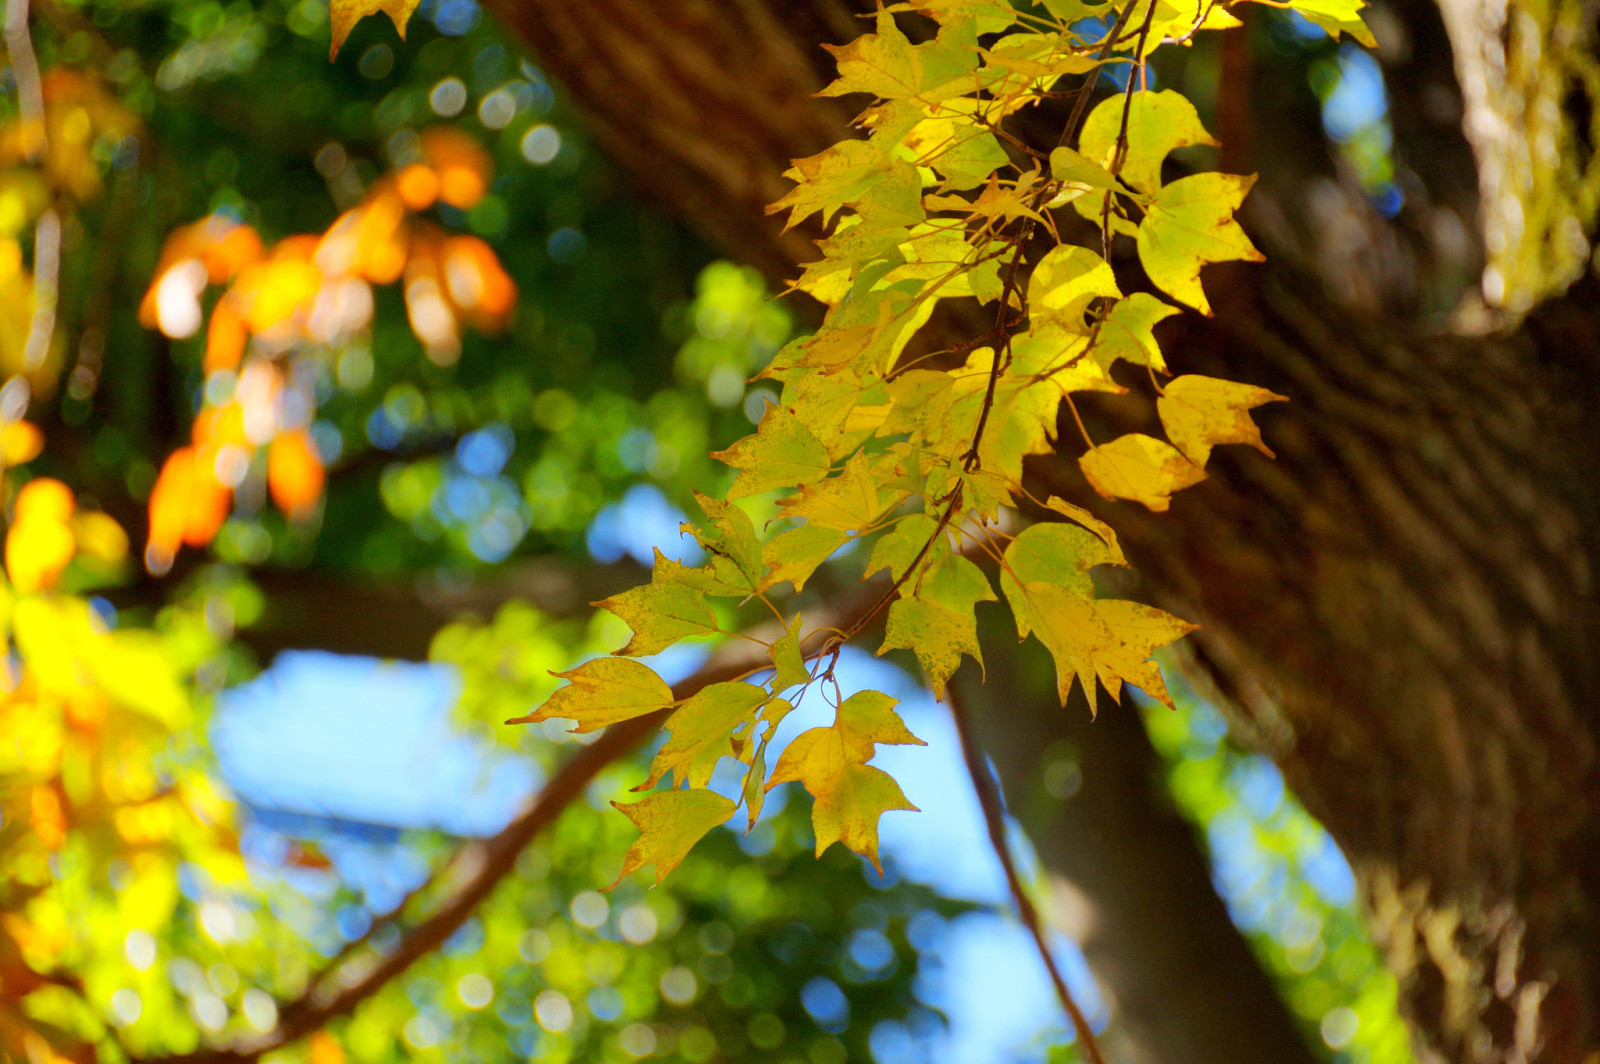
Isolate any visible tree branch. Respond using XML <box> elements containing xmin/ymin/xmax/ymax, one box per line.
<box><xmin>145</xmin><ymin>581</ymin><xmax>895</xmax><ymax>1064</ymax></box>
<box><xmin>947</xmin><ymin>682</ymin><xmax>1108</xmax><ymax>1064</ymax></box>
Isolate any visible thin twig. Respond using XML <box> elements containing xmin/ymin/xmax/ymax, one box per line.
<box><xmin>947</xmin><ymin>684</ymin><xmax>1108</xmax><ymax>1064</ymax></box>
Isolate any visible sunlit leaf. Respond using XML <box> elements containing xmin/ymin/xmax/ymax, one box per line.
<box><xmin>609</xmin><ymin>789</ymin><xmax>738</xmax><ymax>886</ymax></box>
<box><xmin>507</xmin><ymin>657</ymin><xmax>675</xmax><ymax>733</ymax></box>
<box><xmin>1157</xmin><ymin>374</ymin><xmax>1287</xmax><ymax>466</ymax></box>
<box><xmin>1079</xmin><ymin>432</ymin><xmax>1207</xmax><ymax>511</ymax></box>
<box><xmin>1137</xmin><ymin>172</ymin><xmax>1264</xmax><ymax>315</ymax></box>
<box><xmin>328</xmin><ymin>0</ymin><xmax>423</xmax><ymax>59</ymax></box>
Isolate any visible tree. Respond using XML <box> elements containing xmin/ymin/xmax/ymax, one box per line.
<box><xmin>462</xmin><ymin>0</ymin><xmax>1600</xmax><ymax>1061</ymax></box>
<box><xmin>5</xmin><ymin>0</ymin><xmax>1589</xmax><ymax>1063</ymax></box>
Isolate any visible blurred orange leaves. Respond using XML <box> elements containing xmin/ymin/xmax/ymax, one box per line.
<box><xmin>137</xmin><ymin>128</ymin><xmax>514</xmax><ymax>573</ymax></box>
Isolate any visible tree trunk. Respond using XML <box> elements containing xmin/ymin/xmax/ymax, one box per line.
<box><xmin>482</xmin><ymin>0</ymin><xmax>1600</xmax><ymax>1060</ymax></box>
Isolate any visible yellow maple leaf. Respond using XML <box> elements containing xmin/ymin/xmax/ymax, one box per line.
<box><xmin>595</xmin><ymin>581</ymin><xmax>720</xmax><ymax>656</ymax></box>
<box><xmin>1078</xmin><ymin>432</ymin><xmax>1207</xmax><ymax>512</ymax></box>
<box><xmin>327</xmin><ymin>0</ymin><xmax>422</xmax><ymax>60</ymax></box>
<box><xmin>642</xmin><ymin>682</ymin><xmax>770</xmax><ymax>789</ymax></box>
<box><xmin>1157</xmin><ymin>374</ymin><xmax>1287</xmax><ymax>466</ymax></box>
<box><xmin>1136</xmin><ymin>172</ymin><xmax>1265</xmax><ymax>316</ymax></box>
<box><xmin>1018</xmin><ymin>583</ymin><xmax>1194</xmax><ymax>714</ymax></box>
<box><xmin>609</xmin><ymin>789</ymin><xmax>737</xmax><ymax>887</ymax></box>
<box><xmin>505</xmin><ymin>657</ymin><xmax>674</xmax><ymax>733</ymax></box>
<box><xmin>767</xmin><ymin>691</ymin><xmax>923</xmax><ymax>869</ymax></box>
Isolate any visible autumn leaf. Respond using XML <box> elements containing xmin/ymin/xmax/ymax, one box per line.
<box><xmin>1088</xmin><ymin>292</ymin><xmax>1180</xmax><ymax>373</ymax></box>
<box><xmin>596</xmin><ymin>582</ymin><xmax>720</xmax><ymax>656</ymax></box>
<box><xmin>1079</xmin><ymin>433</ymin><xmax>1207</xmax><ymax>512</ymax></box>
<box><xmin>505</xmin><ymin>657</ymin><xmax>674</xmax><ymax>733</ymax></box>
<box><xmin>1137</xmin><ymin>172</ymin><xmax>1264</xmax><ymax>315</ymax></box>
<box><xmin>327</xmin><ymin>0</ymin><xmax>421</xmax><ymax>60</ymax></box>
<box><xmin>681</xmin><ymin>492</ymin><xmax>765</xmax><ymax>595</ymax></box>
<box><xmin>999</xmin><ymin>522</ymin><xmax>1118</xmax><ymax>638</ymax></box>
<box><xmin>609</xmin><ymin>789</ymin><xmax>738</xmax><ymax>887</ymax></box>
<box><xmin>643</xmin><ymin>682</ymin><xmax>771</xmax><ymax>789</ymax></box>
<box><xmin>1028</xmin><ymin>244</ymin><xmax>1121</xmax><ymax>328</ymax></box>
<box><xmin>879</xmin><ymin>592</ymin><xmax>984</xmax><ymax>699</ymax></box>
<box><xmin>710</xmin><ymin>403</ymin><xmax>834</xmax><ymax>500</ymax></box>
<box><xmin>1080</xmin><ymin>90</ymin><xmax>1218</xmax><ymax>194</ymax></box>
<box><xmin>768</xmin><ymin>691</ymin><xmax>923</xmax><ymax>868</ymax></box>
<box><xmin>780</xmin><ymin>451</ymin><xmax>886</xmax><ymax>532</ymax></box>
<box><xmin>1019</xmin><ymin>582</ymin><xmax>1193</xmax><ymax>715</ymax></box>
<box><xmin>1157</xmin><ymin>374</ymin><xmax>1287</xmax><ymax>466</ymax></box>
<box><xmin>761</xmin><ymin>524</ymin><xmax>850</xmax><ymax>592</ymax></box>
<box><xmin>769</xmin><ymin>616</ymin><xmax>811</xmax><ymax>693</ymax></box>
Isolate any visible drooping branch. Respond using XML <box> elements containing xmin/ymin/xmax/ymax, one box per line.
<box><xmin>145</xmin><ymin>580</ymin><xmax>894</xmax><ymax>1064</ymax></box>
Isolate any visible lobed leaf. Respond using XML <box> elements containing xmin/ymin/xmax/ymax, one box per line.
<box><xmin>505</xmin><ymin>657</ymin><xmax>674</xmax><ymax>733</ymax></box>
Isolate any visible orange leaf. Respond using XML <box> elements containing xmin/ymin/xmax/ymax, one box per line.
<box><xmin>268</xmin><ymin>429</ymin><xmax>325</xmax><ymax>520</ymax></box>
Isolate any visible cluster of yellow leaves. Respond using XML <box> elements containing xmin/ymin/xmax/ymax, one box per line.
<box><xmin>338</xmin><ymin>0</ymin><xmax>1366</xmax><ymax>885</ymax></box>
<box><xmin>4</xmin><ymin>478</ymin><xmax>127</xmax><ymax>594</ymax></box>
<box><xmin>139</xmin><ymin>128</ymin><xmax>515</xmax><ymax>573</ymax></box>
<box><xmin>0</xmin><ymin>585</ymin><xmax>240</xmax><ymax>1061</ymax></box>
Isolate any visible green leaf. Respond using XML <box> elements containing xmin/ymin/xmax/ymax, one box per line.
<box><xmin>818</xmin><ymin>10</ymin><xmax>980</xmax><ymax>103</ymax></box>
<box><xmin>1079</xmin><ymin>90</ymin><xmax>1218</xmax><ymax>195</ymax></box>
<box><xmin>1137</xmin><ymin>172</ymin><xmax>1264</xmax><ymax>315</ymax></box>
<box><xmin>711</xmin><ymin>403</ymin><xmax>834</xmax><ymax>500</ymax></box>
<box><xmin>1078</xmin><ymin>432</ymin><xmax>1207</xmax><ymax>512</ymax></box>
<box><xmin>761</xmin><ymin>524</ymin><xmax>851</xmax><ymax>592</ymax></box>
<box><xmin>505</xmin><ymin>657</ymin><xmax>674</xmax><ymax>733</ymax></box>
<box><xmin>597</xmin><ymin>582</ymin><xmax>720</xmax><ymax>656</ymax></box>
<box><xmin>644</xmin><ymin>681</ymin><xmax>769</xmax><ymax>788</ymax></box>
<box><xmin>609</xmin><ymin>789</ymin><xmax>737</xmax><ymax>887</ymax></box>
<box><xmin>328</xmin><ymin>0</ymin><xmax>421</xmax><ymax>59</ymax></box>
<box><xmin>769</xmin><ymin>616</ymin><xmax>811</xmax><ymax>693</ymax></box>
<box><xmin>1157</xmin><ymin>374</ymin><xmax>1287</xmax><ymax>466</ymax></box>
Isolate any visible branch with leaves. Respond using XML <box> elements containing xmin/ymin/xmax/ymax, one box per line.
<box><xmin>457</xmin><ymin>0</ymin><xmax>1370</xmax><ymax>883</ymax></box>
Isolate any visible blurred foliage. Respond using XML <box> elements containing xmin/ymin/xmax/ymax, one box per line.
<box><xmin>1142</xmin><ymin>688</ymin><xmax>1414</xmax><ymax>1064</ymax></box>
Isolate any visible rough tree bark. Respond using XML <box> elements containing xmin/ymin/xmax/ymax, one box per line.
<box><xmin>477</xmin><ymin>0</ymin><xmax>1600</xmax><ymax>1061</ymax></box>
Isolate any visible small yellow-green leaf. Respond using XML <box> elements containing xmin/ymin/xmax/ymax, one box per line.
<box><xmin>506</xmin><ymin>657</ymin><xmax>674</xmax><ymax>733</ymax></box>
<box><xmin>833</xmin><ymin>689</ymin><xmax>925</xmax><ymax>760</ymax></box>
<box><xmin>770</xmin><ymin>616</ymin><xmax>811</xmax><ymax>693</ymax></box>
<box><xmin>1137</xmin><ymin>172</ymin><xmax>1264</xmax><ymax>315</ymax></box>
<box><xmin>768</xmin><ymin>707</ymin><xmax>920</xmax><ymax>870</ymax></box>
<box><xmin>609</xmin><ymin>789</ymin><xmax>737</xmax><ymax>887</ymax></box>
<box><xmin>1078</xmin><ymin>433</ymin><xmax>1207</xmax><ymax>512</ymax></box>
<box><xmin>1080</xmin><ymin>90</ymin><xmax>1218</xmax><ymax>195</ymax></box>
<box><xmin>1050</xmin><ymin>146</ymin><xmax>1121</xmax><ymax>192</ymax></box>
<box><xmin>1271</xmin><ymin>0</ymin><xmax>1376</xmax><ymax>44</ymax></box>
<box><xmin>1029</xmin><ymin>244</ymin><xmax>1121</xmax><ymax>327</ymax></box>
<box><xmin>767</xmin><ymin>141</ymin><xmax>903</xmax><ymax>231</ymax></box>
<box><xmin>780</xmin><ymin>452</ymin><xmax>886</xmax><ymax>532</ymax></box>
<box><xmin>865</xmin><ymin>512</ymin><xmax>949</xmax><ymax>583</ymax></box>
<box><xmin>1039</xmin><ymin>495</ymin><xmax>1125</xmax><ymax>564</ymax></box>
<box><xmin>999</xmin><ymin>523</ymin><xmax>1116</xmax><ymax>637</ymax></box>
<box><xmin>328</xmin><ymin>0</ymin><xmax>421</xmax><ymax>59</ymax></box>
<box><xmin>1087</xmin><ymin>599</ymin><xmax>1196</xmax><ymax>710</ymax></box>
<box><xmin>878</xmin><ymin>594</ymin><xmax>981</xmax><ymax>699</ymax></box>
<box><xmin>597</xmin><ymin>582</ymin><xmax>720</xmax><ymax>656</ymax></box>
<box><xmin>1089</xmin><ymin>293</ymin><xmax>1179</xmax><ymax>373</ymax></box>
<box><xmin>644</xmin><ymin>682</ymin><xmax>768</xmax><ymax>789</ymax></box>
<box><xmin>761</xmin><ymin>525</ymin><xmax>850</xmax><ymax>592</ymax></box>
<box><xmin>682</xmin><ymin>492</ymin><xmax>765</xmax><ymax>594</ymax></box>
<box><xmin>1157</xmin><ymin>374</ymin><xmax>1287</xmax><ymax>466</ymax></box>
<box><xmin>712</xmin><ymin>404</ymin><xmax>835</xmax><ymax>500</ymax></box>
